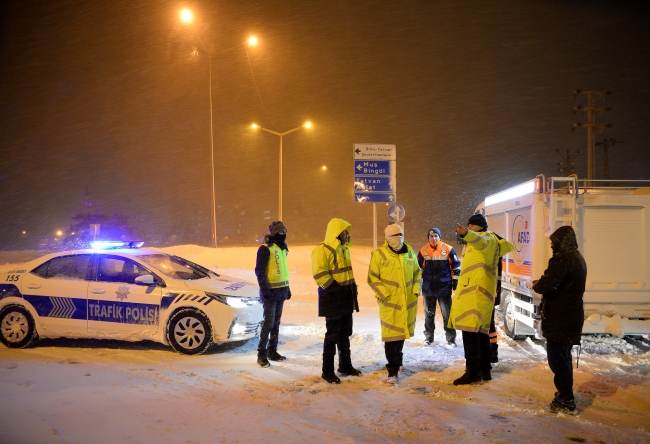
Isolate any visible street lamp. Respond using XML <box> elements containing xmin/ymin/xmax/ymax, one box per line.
<box><xmin>181</xmin><ymin>9</ymin><xmax>257</xmax><ymax>247</ymax></box>
<box><xmin>252</xmin><ymin>122</ymin><xmax>312</xmax><ymax>220</ymax></box>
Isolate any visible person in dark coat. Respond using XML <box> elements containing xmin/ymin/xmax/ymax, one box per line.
<box><xmin>311</xmin><ymin>218</ymin><xmax>361</xmax><ymax>384</ymax></box>
<box><xmin>255</xmin><ymin>221</ymin><xmax>291</xmax><ymax>367</ymax></box>
<box><xmin>532</xmin><ymin>225</ymin><xmax>587</xmax><ymax>415</ymax></box>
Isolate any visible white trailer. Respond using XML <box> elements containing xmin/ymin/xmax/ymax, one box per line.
<box><xmin>479</xmin><ymin>176</ymin><xmax>650</xmax><ymax>339</ymax></box>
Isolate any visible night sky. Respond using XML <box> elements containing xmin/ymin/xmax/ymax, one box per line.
<box><xmin>2</xmin><ymin>0</ymin><xmax>650</xmax><ymax>250</ymax></box>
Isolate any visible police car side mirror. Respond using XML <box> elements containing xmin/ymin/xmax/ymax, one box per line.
<box><xmin>135</xmin><ymin>275</ymin><xmax>156</xmax><ymax>286</ymax></box>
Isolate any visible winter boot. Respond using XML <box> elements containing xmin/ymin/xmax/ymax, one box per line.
<box><xmin>452</xmin><ymin>371</ymin><xmax>482</xmax><ymax>385</ymax></box>
<box><xmin>257</xmin><ymin>350</ymin><xmax>270</xmax><ymax>368</ymax></box>
<box><xmin>322</xmin><ymin>352</ymin><xmax>340</xmax><ymax>384</ymax></box>
<box><xmin>545</xmin><ymin>399</ymin><xmax>577</xmax><ymax>415</ymax></box>
<box><xmin>268</xmin><ymin>348</ymin><xmax>287</xmax><ymax>361</ymax></box>
<box><xmin>386</xmin><ymin>369</ymin><xmax>399</xmax><ymax>385</ymax></box>
<box><xmin>337</xmin><ymin>351</ymin><xmax>362</xmax><ymax>376</ymax></box>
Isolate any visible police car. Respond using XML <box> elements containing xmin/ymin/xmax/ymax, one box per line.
<box><xmin>0</xmin><ymin>241</ymin><xmax>263</xmax><ymax>355</ymax></box>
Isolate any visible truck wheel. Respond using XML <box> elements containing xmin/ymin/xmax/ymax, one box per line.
<box><xmin>0</xmin><ymin>305</ymin><xmax>38</xmax><ymax>349</ymax></box>
<box><xmin>167</xmin><ymin>308</ymin><xmax>213</xmax><ymax>355</ymax></box>
<box><xmin>503</xmin><ymin>295</ymin><xmax>526</xmax><ymax>340</ymax></box>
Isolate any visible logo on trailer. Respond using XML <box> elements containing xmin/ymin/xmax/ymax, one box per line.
<box><xmin>511</xmin><ymin>214</ymin><xmax>530</xmax><ymax>266</ymax></box>
<box><xmin>116</xmin><ymin>285</ymin><xmax>130</xmax><ymax>301</ymax></box>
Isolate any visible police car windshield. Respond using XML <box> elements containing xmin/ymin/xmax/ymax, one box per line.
<box><xmin>139</xmin><ymin>254</ymin><xmax>218</xmax><ymax>280</ymax></box>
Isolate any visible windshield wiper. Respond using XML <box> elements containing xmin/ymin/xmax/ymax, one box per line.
<box><xmin>171</xmin><ymin>255</ymin><xmax>220</xmax><ymax>278</ymax></box>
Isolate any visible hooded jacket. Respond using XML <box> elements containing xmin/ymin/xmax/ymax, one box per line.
<box><xmin>368</xmin><ymin>241</ymin><xmax>422</xmax><ymax>342</ymax></box>
<box><xmin>311</xmin><ymin>218</ymin><xmax>359</xmax><ymax>317</ymax></box>
<box><xmin>449</xmin><ymin>229</ymin><xmax>514</xmax><ymax>334</ymax></box>
<box><xmin>532</xmin><ymin>226</ymin><xmax>587</xmax><ymax>345</ymax></box>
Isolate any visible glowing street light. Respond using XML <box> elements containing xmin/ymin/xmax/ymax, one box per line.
<box><xmin>251</xmin><ymin>122</ymin><xmax>313</xmax><ymax>220</ymax></box>
<box><xmin>181</xmin><ymin>9</ymin><xmax>257</xmax><ymax>247</ymax></box>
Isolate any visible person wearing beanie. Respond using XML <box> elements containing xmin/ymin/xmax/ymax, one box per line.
<box><xmin>311</xmin><ymin>218</ymin><xmax>361</xmax><ymax>384</ymax></box>
<box><xmin>450</xmin><ymin>214</ymin><xmax>514</xmax><ymax>385</ymax></box>
<box><xmin>254</xmin><ymin>221</ymin><xmax>291</xmax><ymax>367</ymax></box>
<box><xmin>368</xmin><ymin>223</ymin><xmax>422</xmax><ymax>384</ymax></box>
<box><xmin>417</xmin><ymin>227</ymin><xmax>461</xmax><ymax>347</ymax></box>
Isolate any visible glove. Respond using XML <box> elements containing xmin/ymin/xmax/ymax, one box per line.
<box><xmin>452</xmin><ymin>280</ymin><xmax>458</xmax><ymax>291</ymax></box>
<box><xmin>352</xmin><ymin>282</ymin><xmax>358</xmax><ymax>298</ymax></box>
<box><xmin>287</xmin><ymin>287</ymin><xmax>292</xmax><ymax>300</ymax></box>
<box><xmin>261</xmin><ymin>287</ymin><xmax>272</xmax><ymax>302</ymax></box>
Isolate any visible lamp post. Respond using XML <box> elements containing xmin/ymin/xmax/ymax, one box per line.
<box><xmin>181</xmin><ymin>9</ymin><xmax>257</xmax><ymax>247</ymax></box>
<box><xmin>252</xmin><ymin>122</ymin><xmax>312</xmax><ymax>221</ymax></box>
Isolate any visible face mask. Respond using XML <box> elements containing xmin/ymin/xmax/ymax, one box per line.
<box><xmin>273</xmin><ymin>233</ymin><xmax>286</xmax><ymax>243</ymax></box>
<box><xmin>388</xmin><ymin>235</ymin><xmax>403</xmax><ymax>251</ymax></box>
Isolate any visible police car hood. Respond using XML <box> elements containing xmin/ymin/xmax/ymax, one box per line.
<box><xmin>182</xmin><ymin>275</ymin><xmax>258</xmax><ymax>297</ymax></box>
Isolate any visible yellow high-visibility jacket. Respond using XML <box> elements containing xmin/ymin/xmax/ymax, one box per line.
<box><xmin>311</xmin><ymin>218</ymin><xmax>358</xmax><ymax>316</ymax></box>
<box><xmin>449</xmin><ymin>229</ymin><xmax>514</xmax><ymax>334</ymax></box>
<box><xmin>264</xmin><ymin>243</ymin><xmax>289</xmax><ymax>288</ymax></box>
<box><xmin>368</xmin><ymin>241</ymin><xmax>422</xmax><ymax>342</ymax></box>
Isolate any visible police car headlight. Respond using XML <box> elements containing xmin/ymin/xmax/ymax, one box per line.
<box><xmin>206</xmin><ymin>293</ymin><xmax>260</xmax><ymax>308</ymax></box>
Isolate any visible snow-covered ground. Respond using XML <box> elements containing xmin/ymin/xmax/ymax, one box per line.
<box><xmin>1</xmin><ymin>245</ymin><xmax>649</xmax><ymax>443</ymax></box>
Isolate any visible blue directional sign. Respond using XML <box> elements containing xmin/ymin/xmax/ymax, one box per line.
<box><xmin>387</xmin><ymin>204</ymin><xmax>405</xmax><ymax>222</ymax></box>
<box><xmin>354</xmin><ymin>177</ymin><xmax>395</xmax><ymax>192</ymax></box>
<box><xmin>355</xmin><ymin>193</ymin><xmax>396</xmax><ymax>203</ymax></box>
<box><xmin>353</xmin><ymin>145</ymin><xmax>396</xmax><ymax>204</ymax></box>
<box><xmin>354</xmin><ymin>160</ymin><xmax>392</xmax><ymax>176</ymax></box>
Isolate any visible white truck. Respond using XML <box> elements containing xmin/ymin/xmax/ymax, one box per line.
<box><xmin>477</xmin><ymin>175</ymin><xmax>650</xmax><ymax>339</ymax></box>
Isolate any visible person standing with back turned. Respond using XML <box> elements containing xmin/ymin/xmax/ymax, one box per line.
<box><xmin>311</xmin><ymin>218</ymin><xmax>361</xmax><ymax>384</ymax></box>
<box><xmin>533</xmin><ymin>225</ymin><xmax>586</xmax><ymax>415</ymax></box>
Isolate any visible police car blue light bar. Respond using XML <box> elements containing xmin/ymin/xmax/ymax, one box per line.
<box><xmin>90</xmin><ymin>241</ymin><xmax>145</xmax><ymax>250</ymax></box>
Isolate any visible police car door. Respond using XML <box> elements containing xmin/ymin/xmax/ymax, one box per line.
<box><xmin>87</xmin><ymin>254</ymin><xmax>162</xmax><ymax>339</ymax></box>
<box><xmin>20</xmin><ymin>254</ymin><xmax>92</xmax><ymax>336</ymax></box>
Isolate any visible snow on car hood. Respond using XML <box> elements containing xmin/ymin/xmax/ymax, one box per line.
<box><xmin>182</xmin><ymin>275</ymin><xmax>259</xmax><ymax>298</ymax></box>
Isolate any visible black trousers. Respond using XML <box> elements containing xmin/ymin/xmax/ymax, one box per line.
<box><xmin>384</xmin><ymin>340</ymin><xmax>405</xmax><ymax>374</ymax></box>
<box><xmin>462</xmin><ymin>330</ymin><xmax>492</xmax><ymax>374</ymax></box>
<box><xmin>546</xmin><ymin>339</ymin><xmax>575</xmax><ymax>406</ymax></box>
<box><xmin>322</xmin><ymin>313</ymin><xmax>353</xmax><ymax>371</ymax></box>
<box><xmin>257</xmin><ymin>299</ymin><xmax>285</xmax><ymax>355</ymax></box>
<box><xmin>423</xmin><ymin>291</ymin><xmax>456</xmax><ymax>343</ymax></box>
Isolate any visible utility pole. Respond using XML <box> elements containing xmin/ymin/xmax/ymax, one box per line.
<box><xmin>595</xmin><ymin>138</ymin><xmax>623</xmax><ymax>186</ymax></box>
<box><xmin>556</xmin><ymin>149</ymin><xmax>579</xmax><ymax>176</ymax></box>
<box><xmin>573</xmin><ymin>89</ymin><xmax>613</xmax><ymax>186</ymax></box>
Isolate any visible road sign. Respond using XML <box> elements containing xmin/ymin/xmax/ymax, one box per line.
<box><xmin>354</xmin><ymin>160</ymin><xmax>394</xmax><ymax>176</ymax></box>
<box><xmin>353</xmin><ymin>143</ymin><xmax>396</xmax><ymax>161</ymax></box>
<box><xmin>355</xmin><ymin>193</ymin><xmax>396</xmax><ymax>203</ymax></box>
<box><xmin>354</xmin><ymin>176</ymin><xmax>395</xmax><ymax>192</ymax></box>
<box><xmin>387</xmin><ymin>204</ymin><xmax>405</xmax><ymax>222</ymax></box>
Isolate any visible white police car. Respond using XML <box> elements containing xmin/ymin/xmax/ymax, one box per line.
<box><xmin>0</xmin><ymin>241</ymin><xmax>263</xmax><ymax>355</ymax></box>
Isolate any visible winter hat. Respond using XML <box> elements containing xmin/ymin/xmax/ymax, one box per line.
<box><xmin>468</xmin><ymin>213</ymin><xmax>488</xmax><ymax>229</ymax></box>
<box><xmin>428</xmin><ymin>228</ymin><xmax>441</xmax><ymax>238</ymax></box>
<box><xmin>269</xmin><ymin>221</ymin><xmax>287</xmax><ymax>236</ymax></box>
<box><xmin>385</xmin><ymin>224</ymin><xmax>403</xmax><ymax>238</ymax></box>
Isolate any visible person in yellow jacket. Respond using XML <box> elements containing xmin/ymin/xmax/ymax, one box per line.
<box><xmin>311</xmin><ymin>218</ymin><xmax>361</xmax><ymax>384</ymax></box>
<box><xmin>451</xmin><ymin>213</ymin><xmax>514</xmax><ymax>385</ymax></box>
<box><xmin>368</xmin><ymin>224</ymin><xmax>422</xmax><ymax>384</ymax></box>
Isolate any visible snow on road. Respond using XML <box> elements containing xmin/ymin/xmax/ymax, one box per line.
<box><xmin>1</xmin><ymin>245</ymin><xmax>649</xmax><ymax>443</ymax></box>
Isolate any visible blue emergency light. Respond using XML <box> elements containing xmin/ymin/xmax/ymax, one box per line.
<box><xmin>90</xmin><ymin>241</ymin><xmax>145</xmax><ymax>250</ymax></box>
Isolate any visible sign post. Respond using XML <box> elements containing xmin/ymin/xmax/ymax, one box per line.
<box><xmin>353</xmin><ymin>143</ymin><xmax>396</xmax><ymax>249</ymax></box>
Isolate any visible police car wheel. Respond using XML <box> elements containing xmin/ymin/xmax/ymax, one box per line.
<box><xmin>503</xmin><ymin>295</ymin><xmax>525</xmax><ymax>340</ymax></box>
<box><xmin>167</xmin><ymin>308</ymin><xmax>213</xmax><ymax>355</ymax></box>
<box><xmin>0</xmin><ymin>305</ymin><xmax>38</xmax><ymax>349</ymax></box>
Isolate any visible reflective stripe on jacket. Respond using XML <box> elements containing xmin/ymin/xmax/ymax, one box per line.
<box><xmin>368</xmin><ymin>241</ymin><xmax>422</xmax><ymax>342</ymax></box>
<box><xmin>449</xmin><ymin>229</ymin><xmax>514</xmax><ymax>334</ymax></box>
<box><xmin>265</xmin><ymin>243</ymin><xmax>289</xmax><ymax>288</ymax></box>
